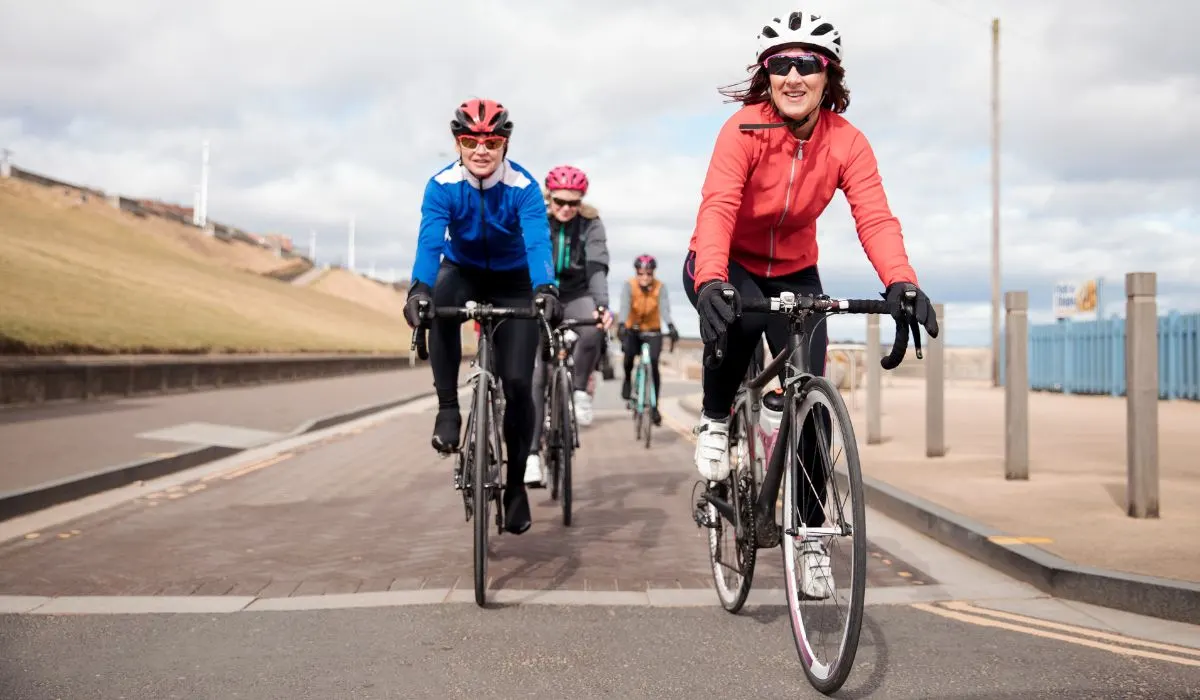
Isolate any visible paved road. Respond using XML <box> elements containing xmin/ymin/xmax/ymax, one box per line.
<box><xmin>0</xmin><ymin>379</ymin><xmax>929</xmax><ymax>595</ymax></box>
<box><xmin>1</xmin><ymin>373</ymin><xmax>1198</xmax><ymax>698</ymax></box>
<box><xmin>4</xmin><ymin>604</ymin><xmax>1199</xmax><ymax>700</ymax></box>
<box><xmin>0</xmin><ymin>368</ymin><xmax>435</xmax><ymax>494</ymax></box>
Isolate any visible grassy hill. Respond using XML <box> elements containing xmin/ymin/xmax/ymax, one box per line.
<box><xmin>0</xmin><ymin>178</ymin><xmax>415</xmax><ymax>355</ymax></box>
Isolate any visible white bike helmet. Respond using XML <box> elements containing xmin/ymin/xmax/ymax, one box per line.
<box><xmin>755</xmin><ymin>10</ymin><xmax>843</xmax><ymax>63</ymax></box>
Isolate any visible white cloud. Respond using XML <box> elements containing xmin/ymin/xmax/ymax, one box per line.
<box><xmin>2</xmin><ymin>0</ymin><xmax>1198</xmax><ymax>345</ymax></box>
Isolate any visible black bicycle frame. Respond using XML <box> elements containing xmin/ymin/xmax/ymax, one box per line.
<box><xmin>702</xmin><ymin>290</ymin><xmax>919</xmax><ymax>537</ymax></box>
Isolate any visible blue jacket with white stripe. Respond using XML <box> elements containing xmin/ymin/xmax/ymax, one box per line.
<box><xmin>410</xmin><ymin>159</ymin><xmax>555</xmax><ymax>289</ymax></box>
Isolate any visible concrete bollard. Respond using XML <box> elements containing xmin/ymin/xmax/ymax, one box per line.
<box><xmin>926</xmin><ymin>303</ymin><xmax>946</xmax><ymax>458</ymax></box>
<box><xmin>1125</xmin><ymin>272</ymin><xmax>1159</xmax><ymax>518</ymax></box>
<box><xmin>866</xmin><ymin>315</ymin><xmax>882</xmax><ymax>444</ymax></box>
<box><xmin>1004</xmin><ymin>291</ymin><xmax>1029</xmax><ymax>479</ymax></box>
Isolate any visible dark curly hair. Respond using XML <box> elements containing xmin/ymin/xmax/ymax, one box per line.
<box><xmin>717</xmin><ymin>45</ymin><xmax>850</xmax><ymax>115</ymax></box>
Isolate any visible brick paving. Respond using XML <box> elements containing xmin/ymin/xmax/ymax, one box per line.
<box><xmin>0</xmin><ymin>386</ymin><xmax>935</xmax><ymax>596</ymax></box>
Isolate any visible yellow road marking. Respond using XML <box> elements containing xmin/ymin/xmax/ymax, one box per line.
<box><xmin>988</xmin><ymin>535</ymin><xmax>1054</xmax><ymax>545</ymax></box>
<box><xmin>912</xmin><ymin>602</ymin><xmax>1200</xmax><ymax>667</ymax></box>
<box><xmin>220</xmin><ymin>453</ymin><xmax>292</xmax><ymax>481</ymax></box>
<box><xmin>941</xmin><ymin>601</ymin><xmax>1200</xmax><ymax>658</ymax></box>
<box><xmin>200</xmin><ymin>453</ymin><xmax>292</xmax><ymax>482</ymax></box>
<box><xmin>24</xmin><ymin>533</ymin><xmax>39</xmax><ymax>540</ymax></box>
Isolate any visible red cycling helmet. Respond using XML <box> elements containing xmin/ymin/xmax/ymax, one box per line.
<box><xmin>451</xmin><ymin>98</ymin><xmax>513</xmax><ymax>138</ymax></box>
<box><xmin>545</xmin><ymin>165</ymin><xmax>589</xmax><ymax>195</ymax></box>
<box><xmin>634</xmin><ymin>254</ymin><xmax>657</xmax><ymax>271</ymax></box>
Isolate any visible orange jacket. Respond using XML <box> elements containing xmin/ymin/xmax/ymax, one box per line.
<box><xmin>688</xmin><ymin>103</ymin><xmax>917</xmax><ymax>291</ymax></box>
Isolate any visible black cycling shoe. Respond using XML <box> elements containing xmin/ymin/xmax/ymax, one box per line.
<box><xmin>431</xmin><ymin>407</ymin><xmax>461</xmax><ymax>454</ymax></box>
<box><xmin>651</xmin><ymin>407</ymin><xmax>662</xmax><ymax>426</ymax></box>
<box><xmin>621</xmin><ymin>377</ymin><xmax>632</xmax><ymax>400</ymax></box>
<box><xmin>503</xmin><ymin>484</ymin><xmax>532</xmax><ymax>534</ymax></box>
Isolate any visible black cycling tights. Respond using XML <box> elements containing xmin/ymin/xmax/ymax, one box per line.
<box><xmin>622</xmin><ymin>331</ymin><xmax>663</xmax><ymax>401</ymax></box>
<box><xmin>430</xmin><ymin>261</ymin><xmax>537</xmax><ymax>489</ymax></box>
<box><xmin>682</xmin><ymin>252</ymin><xmax>831</xmax><ymax>527</ymax></box>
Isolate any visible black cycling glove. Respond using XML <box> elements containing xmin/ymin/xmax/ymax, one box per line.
<box><xmin>404</xmin><ymin>282</ymin><xmax>432</xmax><ymax>327</ymax></box>
<box><xmin>884</xmin><ymin>282</ymin><xmax>938</xmax><ymax>338</ymax></box>
<box><xmin>695</xmin><ymin>280</ymin><xmax>739</xmax><ymax>344</ymax></box>
<box><xmin>533</xmin><ymin>284</ymin><xmax>563</xmax><ymax>326</ymax></box>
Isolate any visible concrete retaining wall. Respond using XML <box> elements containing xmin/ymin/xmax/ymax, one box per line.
<box><xmin>0</xmin><ymin>354</ymin><xmax>422</xmax><ymax>407</ymax></box>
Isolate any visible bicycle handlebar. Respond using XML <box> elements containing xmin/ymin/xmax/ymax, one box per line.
<box><xmin>409</xmin><ymin>299</ymin><xmax>544</xmax><ymax>361</ymax></box>
<box><xmin>705</xmin><ymin>289</ymin><xmax>923</xmax><ymax>372</ymax></box>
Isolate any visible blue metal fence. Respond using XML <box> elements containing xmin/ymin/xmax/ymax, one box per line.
<box><xmin>1008</xmin><ymin>312</ymin><xmax>1200</xmax><ymax>400</ymax></box>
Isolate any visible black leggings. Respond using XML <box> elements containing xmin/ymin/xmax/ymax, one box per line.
<box><xmin>682</xmin><ymin>252</ymin><xmax>830</xmax><ymax>527</ymax></box>
<box><xmin>430</xmin><ymin>261</ymin><xmax>538</xmax><ymax>486</ymax></box>
<box><xmin>622</xmin><ymin>331</ymin><xmax>663</xmax><ymax>402</ymax></box>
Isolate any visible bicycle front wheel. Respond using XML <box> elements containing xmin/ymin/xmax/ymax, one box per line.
<box><xmin>472</xmin><ymin>373</ymin><xmax>492</xmax><ymax>607</ymax></box>
<box><xmin>707</xmin><ymin>401</ymin><xmax>757</xmax><ymax>612</ymax></box>
<box><xmin>556</xmin><ymin>370</ymin><xmax>574</xmax><ymax>527</ymax></box>
<box><xmin>781</xmin><ymin>376</ymin><xmax>866</xmax><ymax>694</ymax></box>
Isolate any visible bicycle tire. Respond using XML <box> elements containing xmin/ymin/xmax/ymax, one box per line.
<box><xmin>707</xmin><ymin>401</ymin><xmax>757</xmax><ymax>612</ymax></box>
<box><xmin>781</xmin><ymin>376</ymin><xmax>866</xmax><ymax>694</ymax></box>
<box><xmin>546</xmin><ymin>370</ymin><xmax>561</xmax><ymax>502</ymax></box>
<box><xmin>472</xmin><ymin>371</ymin><xmax>492</xmax><ymax>607</ymax></box>
<box><xmin>643</xmin><ymin>369</ymin><xmax>653</xmax><ymax>450</ymax></box>
<box><xmin>557</xmin><ymin>372</ymin><xmax>574</xmax><ymax>527</ymax></box>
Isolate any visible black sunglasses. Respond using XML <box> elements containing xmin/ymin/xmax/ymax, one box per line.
<box><xmin>552</xmin><ymin>196</ymin><xmax>582</xmax><ymax>208</ymax></box>
<box><xmin>763</xmin><ymin>52</ymin><xmax>829</xmax><ymax>77</ymax></box>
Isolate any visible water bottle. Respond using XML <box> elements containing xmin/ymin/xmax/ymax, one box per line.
<box><xmin>758</xmin><ymin>387</ymin><xmax>786</xmax><ymax>467</ymax></box>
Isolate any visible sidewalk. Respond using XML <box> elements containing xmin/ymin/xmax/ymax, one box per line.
<box><xmin>847</xmin><ymin>377</ymin><xmax>1200</xmax><ymax>585</ymax></box>
<box><xmin>0</xmin><ymin>369</ymin><xmax>434</xmax><ymax>494</ymax></box>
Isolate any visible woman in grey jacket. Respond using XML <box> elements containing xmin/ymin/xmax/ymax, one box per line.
<box><xmin>525</xmin><ymin>165</ymin><xmax>613</xmax><ymax>488</ymax></box>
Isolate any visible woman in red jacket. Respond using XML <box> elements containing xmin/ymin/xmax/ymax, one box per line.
<box><xmin>684</xmin><ymin>10</ymin><xmax>939</xmax><ymax>485</ymax></box>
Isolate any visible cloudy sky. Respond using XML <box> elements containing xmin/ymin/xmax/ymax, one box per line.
<box><xmin>2</xmin><ymin>0</ymin><xmax>1197</xmax><ymax>345</ymax></box>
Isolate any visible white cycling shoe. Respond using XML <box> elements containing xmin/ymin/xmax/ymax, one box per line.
<box><xmin>798</xmin><ymin>538</ymin><xmax>835</xmax><ymax>600</ymax></box>
<box><xmin>693</xmin><ymin>416</ymin><xmax>731</xmax><ymax>482</ymax></box>
<box><xmin>524</xmin><ymin>454</ymin><xmax>545</xmax><ymax>487</ymax></box>
<box><xmin>574</xmin><ymin>390</ymin><xmax>593</xmax><ymax>427</ymax></box>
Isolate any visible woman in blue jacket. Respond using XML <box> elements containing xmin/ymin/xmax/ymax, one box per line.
<box><xmin>404</xmin><ymin>98</ymin><xmax>561</xmax><ymax>535</ymax></box>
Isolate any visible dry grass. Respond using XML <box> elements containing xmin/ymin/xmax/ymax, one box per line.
<box><xmin>0</xmin><ymin>179</ymin><xmax>413</xmax><ymax>354</ymax></box>
<box><xmin>310</xmin><ymin>268</ymin><xmax>405</xmax><ymax>322</ymax></box>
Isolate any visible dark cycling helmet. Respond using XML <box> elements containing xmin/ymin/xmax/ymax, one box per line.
<box><xmin>634</xmin><ymin>254</ymin><xmax>657</xmax><ymax>271</ymax></box>
<box><xmin>451</xmin><ymin>98</ymin><xmax>514</xmax><ymax>138</ymax></box>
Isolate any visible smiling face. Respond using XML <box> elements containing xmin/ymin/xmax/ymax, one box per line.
<box><xmin>454</xmin><ymin>134</ymin><xmax>506</xmax><ymax>178</ymax></box>
<box><xmin>763</xmin><ymin>48</ymin><xmax>830</xmax><ymax>122</ymax></box>
<box><xmin>548</xmin><ymin>188</ymin><xmax>582</xmax><ymax>222</ymax></box>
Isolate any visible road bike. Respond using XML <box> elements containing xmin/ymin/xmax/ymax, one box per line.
<box><xmin>627</xmin><ymin>328</ymin><xmax>662</xmax><ymax>449</ymax></box>
<box><xmin>691</xmin><ymin>289</ymin><xmax>925</xmax><ymax>694</ymax></box>
<box><xmin>411</xmin><ymin>298</ymin><xmax>545</xmax><ymax>607</ymax></box>
<box><xmin>534</xmin><ymin>316</ymin><xmax>598</xmax><ymax>527</ymax></box>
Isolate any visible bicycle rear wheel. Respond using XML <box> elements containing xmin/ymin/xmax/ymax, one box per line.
<box><xmin>706</xmin><ymin>401</ymin><xmax>757</xmax><ymax>612</ymax></box>
<box><xmin>472</xmin><ymin>372</ymin><xmax>492</xmax><ymax>607</ymax></box>
<box><xmin>781</xmin><ymin>377</ymin><xmax>866</xmax><ymax>694</ymax></box>
<box><xmin>556</xmin><ymin>370</ymin><xmax>574</xmax><ymax>526</ymax></box>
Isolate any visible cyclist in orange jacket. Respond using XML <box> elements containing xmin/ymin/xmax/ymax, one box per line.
<box><xmin>617</xmin><ymin>254</ymin><xmax>678</xmax><ymax>426</ymax></box>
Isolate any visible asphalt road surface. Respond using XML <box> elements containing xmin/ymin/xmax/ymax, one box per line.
<box><xmin>1</xmin><ymin>370</ymin><xmax>1197</xmax><ymax>698</ymax></box>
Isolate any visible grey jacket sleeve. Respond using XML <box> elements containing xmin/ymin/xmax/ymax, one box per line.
<box><xmin>583</xmin><ymin>217</ymin><xmax>610</xmax><ymax>308</ymax></box>
<box><xmin>659</xmin><ymin>283</ymin><xmax>674</xmax><ymax>328</ymax></box>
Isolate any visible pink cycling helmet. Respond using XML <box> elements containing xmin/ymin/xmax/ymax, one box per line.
<box><xmin>545</xmin><ymin>165</ymin><xmax>589</xmax><ymax>195</ymax></box>
<box><xmin>634</xmin><ymin>254</ymin><xmax>657</xmax><ymax>271</ymax></box>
